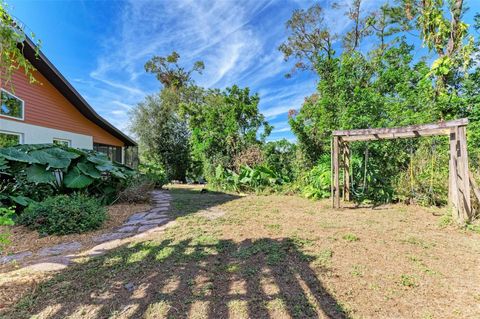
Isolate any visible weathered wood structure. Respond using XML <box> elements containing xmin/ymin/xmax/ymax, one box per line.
<box><xmin>331</xmin><ymin>118</ymin><xmax>474</xmax><ymax>224</ymax></box>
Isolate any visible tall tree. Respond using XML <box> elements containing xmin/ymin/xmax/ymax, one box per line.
<box><xmin>132</xmin><ymin>52</ymin><xmax>203</xmax><ymax>181</ymax></box>
<box><xmin>144</xmin><ymin>51</ymin><xmax>204</xmax><ymax>90</ymax></box>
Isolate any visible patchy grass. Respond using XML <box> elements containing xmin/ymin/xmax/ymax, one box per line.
<box><xmin>342</xmin><ymin>233</ymin><xmax>360</xmax><ymax>242</ymax></box>
<box><xmin>1</xmin><ymin>185</ymin><xmax>479</xmax><ymax>319</ymax></box>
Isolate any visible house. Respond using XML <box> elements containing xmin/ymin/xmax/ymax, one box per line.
<box><xmin>0</xmin><ymin>38</ymin><xmax>138</xmax><ymax>166</ymax></box>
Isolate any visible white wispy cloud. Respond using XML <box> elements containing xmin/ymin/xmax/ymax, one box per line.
<box><xmin>78</xmin><ymin>0</ymin><xmax>328</xmax><ymax>137</ymax></box>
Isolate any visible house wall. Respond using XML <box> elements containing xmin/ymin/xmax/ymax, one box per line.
<box><xmin>0</xmin><ymin>118</ymin><xmax>93</xmax><ymax>149</ymax></box>
<box><xmin>0</xmin><ymin>68</ymin><xmax>124</xmax><ymax>147</ymax></box>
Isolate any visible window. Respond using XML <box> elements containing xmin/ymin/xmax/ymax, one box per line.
<box><xmin>1</xmin><ymin>89</ymin><xmax>24</xmax><ymax>120</ymax></box>
<box><xmin>53</xmin><ymin>138</ymin><xmax>71</xmax><ymax>147</ymax></box>
<box><xmin>93</xmin><ymin>143</ymin><xmax>122</xmax><ymax>163</ymax></box>
<box><xmin>0</xmin><ymin>131</ymin><xmax>22</xmax><ymax>147</ymax></box>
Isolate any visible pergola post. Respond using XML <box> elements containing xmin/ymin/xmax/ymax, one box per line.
<box><xmin>332</xmin><ymin>136</ymin><xmax>340</xmax><ymax>208</ymax></box>
<box><xmin>343</xmin><ymin>142</ymin><xmax>350</xmax><ymax>201</ymax></box>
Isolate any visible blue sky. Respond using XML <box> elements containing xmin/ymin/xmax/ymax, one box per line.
<box><xmin>6</xmin><ymin>0</ymin><xmax>480</xmax><ymax>142</ymax></box>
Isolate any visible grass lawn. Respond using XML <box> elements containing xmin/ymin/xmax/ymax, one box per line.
<box><xmin>2</xmin><ymin>185</ymin><xmax>480</xmax><ymax>318</ymax></box>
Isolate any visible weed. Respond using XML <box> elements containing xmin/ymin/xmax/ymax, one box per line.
<box><xmin>312</xmin><ymin>249</ymin><xmax>333</xmax><ymax>268</ymax></box>
<box><xmin>402</xmin><ymin>236</ymin><xmax>434</xmax><ymax>249</ymax></box>
<box><xmin>399</xmin><ymin>274</ymin><xmax>418</xmax><ymax>288</ymax></box>
<box><xmin>264</xmin><ymin>223</ymin><xmax>281</xmax><ymax>232</ymax></box>
<box><xmin>351</xmin><ymin>264</ymin><xmax>364</xmax><ymax>277</ymax></box>
<box><xmin>438</xmin><ymin>213</ymin><xmax>453</xmax><ymax>228</ymax></box>
<box><xmin>342</xmin><ymin>233</ymin><xmax>359</xmax><ymax>242</ymax></box>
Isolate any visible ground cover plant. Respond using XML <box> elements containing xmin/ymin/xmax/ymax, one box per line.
<box><xmin>2</xmin><ymin>185</ymin><xmax>479</xmax><ymax>318</ymax></box>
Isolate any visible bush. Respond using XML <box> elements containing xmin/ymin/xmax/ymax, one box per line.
<box><xmin>299</xmin><ymin>155</ymin><xmax>331</xmax><ymax>200</ymax></box>
<box><xmin>18</xmin><ymin>193</ymin><xmax>106</xmax><ymax>235</ymax></box>
<box><xmin>0</xmin><ymin>206</ymin><xmax>15</xmax><ymax>252</ymax></box>
<box><xmin>118</xmin><ymin>175</ymin><xmax>155</xmax><ymax>203</ymax></box>
<box><xmin>138</xmin><ymin>162</ymin><xmax>168</xmax><ymax>188</ymax></box>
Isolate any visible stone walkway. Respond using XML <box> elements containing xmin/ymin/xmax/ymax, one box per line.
<box><xmin>0</xmin><ymin>190</ymin><xmax>174</xmax><ymax>272</ymax></box>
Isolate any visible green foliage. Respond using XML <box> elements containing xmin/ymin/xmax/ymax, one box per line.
<box><xmin>0</xmin><ymin>206</ymin><xmax>15</xmax><ymax>252</ymax></box>
<box><xmin>0</xmin><ymin>2</ymin><xmax>40</xmax><ymax>88</ymax></box>
<box><xmin>299</xmin><ymin>155</ymin><xmax>331</xmax><ymax>200</ymax></box>
<box><xmin>138</xmin><ymin>161</ymin><xmax>168</xmax><ymax>188</ymax></box>
<box><xmin>262</xmin><ymin>139</ymin><xmax>297</xmax><ymax>181</ymax></box>
<box><xmin>18</xmin><ymin>193</ymin><xmax>106</xmax><ymax>235</ymax></box>
<box><xmin>130</xmin><ymin>90</ymin><xmax>191</xmax><ymax>182</ymax></box>
<box><xmin>182</xmin><ymin>85</ymin><xmax>272</xmax><ymax>182</ymax></box>
<box><xmin>215</xmin><ymin>165</ymin><xmax>288</xmax><ymax>193</ymax></box>
<box><xmin>0</xmin><ymin>144</ymin><xmax>134</xmax><ymax>207</ymax></box>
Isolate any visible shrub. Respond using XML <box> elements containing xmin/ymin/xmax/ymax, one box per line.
<box><xmin>299</xmin><ymin>155</ymin><xmax>331</xmax><ymax>200</ymax></box>
<box><xmin>118</xmin><ymin>175</ymin><xmax>155</xmax><ymax>203</ymax></box>
<box><xmin>0</xmin><ymin>206</ymin><xmax>15</xmax><ymax>252</ymax></box>
<box><xmin>138</xmin><ymin>162</ymin><xmax>168</xmax><ymax>188</ymax></box>
<box><xmin>18</xmin><ymin>193</ymin><xmax>106</xmax><ymax>235</ymax></box>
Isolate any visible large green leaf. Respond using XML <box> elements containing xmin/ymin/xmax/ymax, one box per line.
<box><xmin>95</xmin><ymin>162</ymin><xmax>115</xmax><ymax>172</ymax></box>
<box><xmin>77</xmin><ymin>162</ymin><xmax>101</xmax><ymax>179</ymax></box>
<box><xmin>0</xmin><ymin>156</ymin><xmax>9</xmax><ymax>171</ymax></box>
<box><xmin>9</xmin><ymin>195</ymin><xmax>33</xmax><ymax>206</ymax></box>
<box><xmin>26</xmin><ymin>164</ymin><xmax>56</xmax><ymax>184</ymax></box>
<box><xmin>0</xmin><ymin>148</ymin><xmax>40</xmax><ymax>163</ymax></box>
<box><xmin>44</xmin><ymin>147</ymin><xmax>80</xmax><ymax>160</ymax></box>
<box><xmin>63</xmin><ymin>167</ymin><xmax>94</xmax><ymax>188</ymax></box>
<box><xmin>29</xmin><ymin>150</ymin><xmax>71</xmax><ymax>169</ymax></box>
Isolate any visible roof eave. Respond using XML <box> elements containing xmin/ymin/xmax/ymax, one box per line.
<box><xmin>20</xmin><ymin>38</ymin><xmax>137</xmax><ymax>146</ymax></box>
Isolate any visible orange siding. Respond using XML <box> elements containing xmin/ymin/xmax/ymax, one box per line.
<box><xmin>1</xmin><ymin>69</ymin><xmax>124</xmax><ymax>147</ymax></box>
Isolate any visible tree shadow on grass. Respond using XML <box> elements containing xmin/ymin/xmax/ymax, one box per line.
<box><xmin>6</xmin><ymin>237</ymin><xmax>348</xmax><ymax>319</ymax></box>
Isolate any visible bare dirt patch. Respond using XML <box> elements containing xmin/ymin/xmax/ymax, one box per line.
<box><xmin>1</xmin><ymin>185</ymin><xmax>480</xmax><ymax>319</ymax></box>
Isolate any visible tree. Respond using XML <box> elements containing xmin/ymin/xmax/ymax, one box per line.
<box><xmin>182</xmin><ymin>85</ymin><xmax>272</xmax><ymax>181</ymax></box>
<box><xmin>0</xmin><ymin>2</ymin><xmax>39</xmax><ymax>88</ymax></box>
<box><xmin>278</xmin><ymin>3</ymin><xmax>336</xmax><ymax>77</ymax></box>
<box><xmin>130</xmin><ymin>90</ymin><xmax>190</xmax><ymax>181</ymax></box>
<box><xmin>132</xmin><ymin>52</ymin><xmax>205</xmax><ymax>181</ymax></box>
<box><xmin>144</xmin><ymin>51</ymin><xmax>204</xmax><ymax>90</ymax></box>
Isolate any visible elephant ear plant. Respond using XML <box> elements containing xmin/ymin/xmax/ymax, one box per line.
<box><xmin>0</xmin><ymin>144</ymin><xmax>135</xmax><ymax>209</ymax></box>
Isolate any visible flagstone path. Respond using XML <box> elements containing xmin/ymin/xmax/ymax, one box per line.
<box><xmin>0</xmin><ymin>190</ymin><xmax>175</xmax><ymax>272</ymax></box>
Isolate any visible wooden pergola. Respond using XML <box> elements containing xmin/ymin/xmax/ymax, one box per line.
<box><xmin>331</xmin><ymin>118</ymin><xmax>477</xmax><ymax>224</ymax></box>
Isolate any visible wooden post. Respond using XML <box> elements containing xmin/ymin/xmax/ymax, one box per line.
<box><xmin>449</xmin><ymin>128</ymin><xmax>460</xmax><ymax>222</ymax></box>
<box><xmin>343</xmin><ymin>142</ymin><xmax>350</xmax><ymax>201</ymax></box>
<box><xmin>457</xmin><ymin>126</ymin><xmax>471</xmax><ymax>222</ymax></box>
<box><xmin>332</xmin><ymin>136</ymin><xmax>340</xmax><ymax>208</ymax></box>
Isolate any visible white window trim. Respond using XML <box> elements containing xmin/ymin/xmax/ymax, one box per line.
<box><xmin>0</xmin><ymin>88</ymin><xmax>25</xmax><ymax>121</ymax></box>
<box><xmin>53</xmin><ymin>138</ymin><xmax>71</xmax><ymax>146</ymax></box>
<box><xmin>0</xmin><ymin>130</ymin><xmax>24</xmax><ymax>144</ymax></box>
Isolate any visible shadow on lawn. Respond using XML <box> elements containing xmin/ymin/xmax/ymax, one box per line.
<box><xmin>8</xmin><ymin>237</ymin><xmax>347</xmax><ymax>319</ymax></box>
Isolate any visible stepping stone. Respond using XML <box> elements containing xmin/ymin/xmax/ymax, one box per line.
<box><xmin>38</xmin><ymin>242</ymin><xmax>82</xmax><ymax>256</ymax></box>
<box><xmin>0</xmin><ymin>251</ymin><xmax>32</xmax><ymax>264</ymax></box>
<box><xmin>24</xmin><ymin>256</ymin><xmax>71</xmax><ymax>272</ymax></box>
<box><xmin>150</xmin><ymin>207</ymin><xmax>169</xmax><ymax>213</ymax></box>
<box><xmin>93</xmin><ymin>232</ymin><xmax>133</xmax><ymax>243</ymax></box>
<box><xmin>137</xmin><ymin>225</ymin><xmax>158</xmax><ymax>232</ymax></box>
<box><xmin>145</xmin><ymin>212</ymin><xmax>167</xmax><ymax>220</ymax></box>
<box><xmin>117</xmin><ymin>226</ymin><xmax>138</xmax><ymax>233</ymax></box>
<box><xmin>127</xmin><ymin>212</ymin><xmax>148</xmax><ymax>221</ymax></box>
<box><xmin>139</xmin><ymin>218</ymin><xmax>168</xmax><ymax>225</ymax></box>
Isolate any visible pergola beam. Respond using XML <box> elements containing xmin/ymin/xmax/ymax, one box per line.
<box><xmin>333</xmin><ymin>118</ymin><xmax>468</xmax><ymax>138</ymax></box>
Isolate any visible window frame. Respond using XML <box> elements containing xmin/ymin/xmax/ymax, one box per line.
<box><xmin>0</xmin><ymin>130</ymin><xmax>23</xmax><ymax>146</ymax></box>
<box><xmin>0</xmin><ymin>88</ymin><xmax>25</xmax><ymax>121</ymax></box>
<box><xmin>53</xmin><ymin>138</ymin><xmax>71</xmax><ymax>147</ymax></box>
